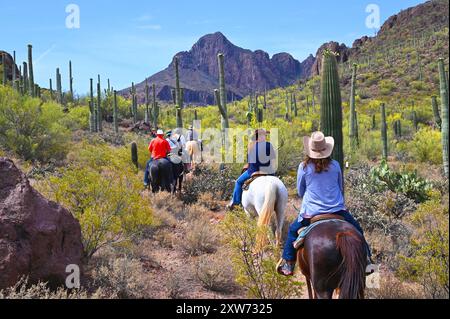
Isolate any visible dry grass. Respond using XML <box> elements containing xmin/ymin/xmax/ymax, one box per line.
<box><xmin>194</xmin><ymin>252</ymin><xmax>236</xmax><ymax>293</ymax></box>
<box><xmin>180</xmin><ymin>217</ymin><xmax>219</xmax><ymax>256</ymax></box>
<box><xmin>90</xmin><ymin>256</ymin><xmax>149</xmax><ymax>299</ymax></box>
<box><xmin>366</xmin><ymin>270</ymin><xmax>424</xmax><ymax>299</ymax></box>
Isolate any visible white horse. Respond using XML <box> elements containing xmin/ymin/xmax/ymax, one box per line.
<box><xmin>185</xmin><ymin>140</ymin><xmax>202</xmax><ymax>171</ymax></box>
<box><xmin>242</xmin><ymin>175</ymin><xmax>288</xmax><ymax>247</ymax></box>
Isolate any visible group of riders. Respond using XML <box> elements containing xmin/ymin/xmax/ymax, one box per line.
<box><xmin>144</xmin><ymin>127</ymin><xmax>373</xmax><ymax>278</ymax></box>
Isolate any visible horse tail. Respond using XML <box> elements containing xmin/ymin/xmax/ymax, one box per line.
<box><xmin>256</xmin><ymin>182</ymin><xmax>277</xmax><ymax>249</ymax></box>
<box><xmin>335</xmin><ymin>231</ymin><xmax>366</xmax><ymax>299</ymax></box>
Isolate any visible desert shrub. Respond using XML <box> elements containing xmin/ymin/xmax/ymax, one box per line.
<box><xmin>63</xmin><ymin>106</ymin><xmax>90</xmax><ymax>131</ymax></box>
<box><xmin>0</xmin><ymin>277</ymin><xmax>114</xmax><ymax>299</ymax></box>
<box><xmin>198</xmin><ymin>193</ymin><xmax>221</xmax><ymax>211</ymax></box>
<box><xmin>180</xmin><ymin>217</ymin><xmax>219</xmax><ymax>256</ymax></box>
<box><xmin>195</xmin><ymin>253</ymin><xmax>236</xmax><ymax>293</ymax></box>
<box><xmin>151</xmin><ymin>191</ymin><xmax>188</xmax><ymax>221</ymax></box>
<box><xmin>91</xmin><ymin>256</ymin><xmax>148</xmax><ymax>299</ymax></box>
<box><xmin>221</xmin><ymin>210</ymin><xmax>303</xmax><ymax>299</ymax></box>
<box><xmin>346</xmin><ymin>165</ymin><xmax>417</xmax><ymax>228</ymax></box>
<box><xmin>379</xmin><ymin>79</ymin><xmax>396</xmax><ymax>95</ymax></box>
<box><xmin>180</xmin><ymin>164</ymin><xmax>235</xmax><ymax>204</ymax></box>
<box><xmin>365</xmin><ymin>271</ymin><xmax>424</xmax><ymax>299</ymax></box>
<box><xmin>36</xmin><ymin>143</ymin><xmax>154</xmax><ymax>259</ymax></box>
<box><xmin>370</xmin><ymin>160</ymin><xmax>433</xmax><ymax>203</ymax></box>
<box><xmin>0</xmin><ymin>87</ymin><xmax>70</xmax><ymax>162</ymax></box>
<box><xmin>166</xmin><ymin>269</ymin><xmax>191</xmax><ymax>299</ymax></box>
<box><xmin>397</xmin><ymin>199</ymin><xmax>449</xmax><ymax>299</ymax></box>
<box><xmin>409</xmin><ymin>128</ymin><xmax>442</xmax><ymax>165</ymax></box>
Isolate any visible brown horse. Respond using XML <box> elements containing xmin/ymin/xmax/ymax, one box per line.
<box><xmin>297</xmin><ymin>219</ymin><xmax>367</xmax><ymax>299</ymax></box>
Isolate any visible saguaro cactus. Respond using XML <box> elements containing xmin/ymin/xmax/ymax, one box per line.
<box><xmin>12</xmin><ymin>51</ymin><xmax>17</xmax><ymax>90</ymax></box>
<box><xmin>349</xmin><ymin>63</ymin><xmax>359</xmax><ymax>147</ymax></box>
<box><xmin>412</xmin><ymin>111</ymin><xmax>418</xmax><ymax>131</ymax></box>
<box><xmin>28</xmin><ymin>44</ymin><xmax>34</xmax><ymax>96</ymax></box>
<box><xmin>49</xmin><ymin>78</ymin><xmax>54</xmax><ymax>99</ymax></box>
<box><xmin>380</xmin><ymin>103</ymin><xmax>388</xmax><ymax>160</ymax></box>
<box><xmin>145</xmin><ymin>80</ymin><xmax>150</xmax><ymax>124</ymax></box>
<box><xmin>22</xmin><ymin>62</ymin><xmax>28</xmax><ymax>95</ymax></box>
<box><xmin>152</xmin><ymin>83</ymin><xmax>159</xmax><ymax>128</ymax></box>
<box><xmin>113</xmin><ymin>90</ymin><xmax>119</xmax><ymax>133</ymax></box>
<box><xmin>174</xmin><ymin>57</ymin><xmax>183</xmax><ymax>128</ymax></box>
<box><xmin>432</xmin><ymin>96</ymin><xmax>441</xmax><ymax>130</ymax></box>
<box><xmin>69</xmin><ymin>61</ymin><xmax>74</xmax><ymax>98</ymax></box>
<box><xmin>293</xmin><ymin>94</ymin><xmax>298</xmax><ymax>117</ymax></box>
<box><xmin>56</xmin><ymin>68</ymin><xmax>62</xmax><ymax>104</ymax></box>
<box><xmin>320</xmin><ymin>50</ymin><xmax>344</xmax><ymax>170</ymax></box>
<box><xmin>438</xmin><ymin>58</ymin><xmax>449</xmax><ymax>177</ymax></box>
<box><xmin>90</xmin><ymin>78</ymin><xmax>97</xmax><ymax>132</ymax></box>
<box><xmin>131</xmin><ymin>142</ymin><xmax>138</xmax><ymax>170</ymax></box>
<box><xmin>217</xmin><ymin>53</ymin><xmax>229</xmax><ymax>129</ymax></box>
<box><xmin>285</xmin><ymin>93</ymin><xmax>290</xmax><ymax>121</ymax></box>
<box><xmin>97</xmin><ymin>76</ymin><xmax>102</xmax><ymax>131</ymax></box>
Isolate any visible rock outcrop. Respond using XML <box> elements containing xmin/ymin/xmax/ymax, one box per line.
<box><xmin>0</xmin><ymin>158</ymin><xmax>84</xmax><ymax>290</ymax></box>
<box><xmin>0</xmin><ymin>51</ymin><xmax>20</xmax><ymax>82</ymax></box>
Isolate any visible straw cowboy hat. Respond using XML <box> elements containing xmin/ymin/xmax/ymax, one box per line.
<box><xmin>303</xmin><ymin>131</ymin><xmax>334</xmax><ymax>159</ymax></box>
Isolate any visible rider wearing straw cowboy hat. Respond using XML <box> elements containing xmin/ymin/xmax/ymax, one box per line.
<box><xmin>277</xmin><ymin>131</ymin><xmax>372</xmax><ymax>276</ymax></box>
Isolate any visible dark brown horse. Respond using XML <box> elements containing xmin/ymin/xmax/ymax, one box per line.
<box><xmin>297</xmin><ymin>219</ymin><xmax>367</xmax><ymax>299</ymax></box>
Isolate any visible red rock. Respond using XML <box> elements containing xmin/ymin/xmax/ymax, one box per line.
<box><xmin>0</xmin><ymin>158</ymin><xmax>83</xmax><ymax>289</ymax></box>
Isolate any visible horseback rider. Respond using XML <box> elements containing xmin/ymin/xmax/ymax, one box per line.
<box><xmin>277</xmin><ymin>131</ymin><xmax>373</xmax><ymax>276</ymax></box>
<box><xmin>166</xmin><ymin>130</ymin><xmax>180</xmax><ymax>154</ymax></box>
<box><xmin>144</xmin><ymin>129</ymin><xmax>172</xmax><ymax>188</ymax></box>
<box><xmin>226</xmin><ymin>129</ymin><xmax>276</xmax><ymax>210</ymax></box>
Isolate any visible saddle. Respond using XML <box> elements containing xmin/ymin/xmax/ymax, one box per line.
<box><xmin>293</xmin><ymin>214</ymin><xmax>346</xmax><ymax>249</ymax></box>
<box><xmin>242</xmin><ymin>172</ymin><xmax>272</xmax><ymax>191</ymax></box>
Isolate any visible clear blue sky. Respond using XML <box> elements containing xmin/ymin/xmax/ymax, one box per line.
<box><xmin>0</xmin><ymin>0</ymin><xmax>425</xmax><ymax>95</ymax></box>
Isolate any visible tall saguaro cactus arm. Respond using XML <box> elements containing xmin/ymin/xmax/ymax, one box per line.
<box><xmin>380</xmin><ymin>103</ymin><xmax>388</xmax><ymax>160</ymax></box>
<box><xmin>69</xmin><ymin>61</ymin><xmax>74</xmax><ymax>97</ymax></box>
<box><xmin>113</xmin><ymin>90</ymin><xmax>119</xmax><ymax>134</ymax></box>
<box><xmin>438</xmin><ymin>58</ymin><xmax>449</xmax><ymax>177</ymax></box>
<box><xmin>217</xmin><ymin>53</ymin><xmax>229</xmax><ymax>129</ymax></box>
<box><xmin>320</xmin><ymin>50</ymin><xmax>344</xmax><ymax>170</ymax></box>
<box><xmin>27</xmin><ymin>44</ymin><xmax>34</xmax><ymax>97</ymax></box>
<box><xmin>174</xmin><ymin>57</ymin><xmax>183</xmax><ymax>128</ymax></box>
<box><xmin>432</xmin><ymin>96</ymin><xmax>442</xmax><ymax>130</ymax></box>
<box><xmin>349</xmin><ymin>63</ymin><xmax>359</xmax><ymax>147</ymax></box>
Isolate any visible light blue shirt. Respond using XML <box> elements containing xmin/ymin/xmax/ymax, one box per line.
<box><xmin>297</xmin><ymin>159</ymin><xmax>346</xmax><ymax>221</ymax></box>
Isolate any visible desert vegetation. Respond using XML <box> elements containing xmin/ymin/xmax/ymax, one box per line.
<box><xmin>0</xmin><ymin>0</ymin><xmax>449</xmax><ymax>300</ymax></box>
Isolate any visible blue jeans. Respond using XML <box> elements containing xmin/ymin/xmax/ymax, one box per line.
<box><xmin>232</xmin><ymin>170</ymin><xmax>252</xmax><ymax>205</ymax></box>
<box><xmin>144</xmin><ymin>159</ymin><xmax>153</xmax><ymax>186</ymax></box>
<box><xmin>282</xmin><ymin>210</ymin><xmax>371</xmax><ymax>261</ymax></box>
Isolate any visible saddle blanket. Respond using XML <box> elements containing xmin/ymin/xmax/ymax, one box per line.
<box><xmin>293</xmin><ymin>219</ymin><xmax>347</xmax><ymax>249</ymax></box>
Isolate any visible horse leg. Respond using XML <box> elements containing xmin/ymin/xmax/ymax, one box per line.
<box><xmin>305</xmin><ymin>277</ymin><xmax>314</xmax><ymax>299</ymax></box>
<box><xmin>178</xmin><ymin>175</ymin><xmax>183</xmax><ymax>193</ymax></box>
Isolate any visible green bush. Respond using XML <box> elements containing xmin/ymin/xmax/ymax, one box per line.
<box><xmin>410</xmin><ymin>128</ymin><xmax>442</xmax><ymax>165</ymax></box>
<box><xmin>36</xmin><ymin>142</ymin><xmax>154</xmax><ymax>259</ymax></box>
<box><xmin>398</xmin><ymin>199</ymin><xmax>449</xmax><ymax>299</ymax></box>
<box><xmin>0</xmin><ymin>86</ymin><xmax>70</xmax><ymax>162</ymax></box>
<box><xmin>220</xmin><ymin>210</ymin><xmax>303</xmax><ymax>299</ymax></box>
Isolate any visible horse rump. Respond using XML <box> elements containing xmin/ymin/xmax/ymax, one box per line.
<box><xmin>335</xmin><ymin>231</ymin><xmax>366</xmax><ymax>299</ymax></box>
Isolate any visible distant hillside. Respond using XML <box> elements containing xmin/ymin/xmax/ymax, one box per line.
<box><xmin>120</xmin><ymin>32</ymin><xmax>311</xmax><ymax>105</ymax></box>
